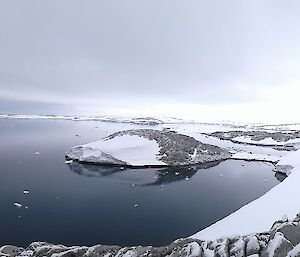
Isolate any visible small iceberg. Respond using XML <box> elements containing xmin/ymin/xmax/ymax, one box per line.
<box><xmin>14</xmin><ymin>202</ymin><xmax>22</xmax><ymax>208</ymax></box>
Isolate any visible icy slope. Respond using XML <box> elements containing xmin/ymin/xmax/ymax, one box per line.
<box><xmin>192</xmin><ymin>149</ymin><xmax>300</xmax><ymax>241</ymax></box>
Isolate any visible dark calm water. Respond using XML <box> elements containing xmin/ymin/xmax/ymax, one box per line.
<box><xmin>0</xmin><ymin>120</ymin><xmax>282</xmax><ymax>247</ymax></box>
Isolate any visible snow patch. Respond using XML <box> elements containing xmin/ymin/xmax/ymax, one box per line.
<box><xmin>67</xmin><ymin>135</ymin><xmax>164</xmax><ymax>166</ymax></box>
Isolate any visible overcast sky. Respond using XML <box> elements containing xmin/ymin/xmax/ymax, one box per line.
<box><xmin>0</xmin><ymin>0</ymin><xmax>300</xmax><ymax>122</ymax></box>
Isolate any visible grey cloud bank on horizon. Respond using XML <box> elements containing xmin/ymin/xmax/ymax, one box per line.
<box><xmin>0</xmin><ymin>0</ymin><xmax>300</xmax><ymax>122</ymax></box>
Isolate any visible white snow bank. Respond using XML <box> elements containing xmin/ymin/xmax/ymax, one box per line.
<box><xmin>191</xmin><ymin>150</ymin><xmax>300</xmax><ymax>241</ymax></box>
<box><xmin>67</xmin><ymin>135</ymin><xmax>164</xmax><ymax>166</ymax></box>
<box><xmin>277</xmin><ymin>150</ymin><xmax>300</xmax><ymax>167</ymax></box>
<box><xmin>232</xmin><ymin>152</ymin><xmax>280</xmax><ymax>163</ymax></box>
<box><xmin>232</xmin><ymin>136</ymin><xmax>279</xmax><ymax>145</ymax></box>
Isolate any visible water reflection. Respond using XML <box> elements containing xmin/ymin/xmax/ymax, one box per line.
<box><xmin>145</xmin><ymin>161</ymin><xmax>222</xmax><ymax>186</ymax></box>
<box><xmin>68</xmin><ymin>160</ymin><xmax>285</xmax><ymax>186</ymax></box>
<box><xmin>68</xmin><ymin>161</ymin><xmax>222</xmax><ymax>186</ymax></box>
<box><xmin>67</xmin><ymin>161</ymin><xmax>124</xmax><ymax>177</ymax></box>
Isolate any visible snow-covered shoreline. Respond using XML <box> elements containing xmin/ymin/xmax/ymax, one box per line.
<box><xmin>191</xmin><ymin>149</ymin><xmax>300</xmax><ymax>241</ymax></box>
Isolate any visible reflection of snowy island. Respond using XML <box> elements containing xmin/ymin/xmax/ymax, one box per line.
<box><xmin>66</xmin><ymin>129</ymin><xmax>232</xmax><ymax>167</ymax></box>
<box><xmin>67</xmin><ymin>160</ymin><xmax>222</xmax><ymax>185</ymax></box>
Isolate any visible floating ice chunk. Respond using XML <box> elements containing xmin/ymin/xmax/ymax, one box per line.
<box><xmin>232</xmin><ymin>152</ymin><xmax>280</xmax><ymax>163</ymax></box>
<box><xmin>134</xmin><ymin>204</ymin><xmax>138</xmax><ymax>208</ymax></box>
<box><xmin>23</xmin><ymin>190</ymin><xmax>29</xmax><ymax>194</ymax></box>
<box><xmin>14</xmin><ymin>202</ymin><xmax>22</xmax><ymax>208</ymax></box>
<box><xmin>35</xmin><ymin>152</ymin><xmax>40</xmax><ymax>155</ymax></box>
<box><xmin>65</xmin><ymin>160</ymin><xmax>73</xmax><ymax>164</ymax></box>
<box><xmin>175</xmin><ymin>172</ymin><xmax>180</xmax><ymax>176</ymax></box>
<box><xmin>185</xmin><ymin>176</ymin><xmax>190</xmax><ymax>181</ymax></box>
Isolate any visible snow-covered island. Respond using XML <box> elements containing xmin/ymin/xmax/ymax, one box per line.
<box><xmin>65</xmin><ymin>129</ymin><xmax>232</xmax><ymax>167</ymax></box>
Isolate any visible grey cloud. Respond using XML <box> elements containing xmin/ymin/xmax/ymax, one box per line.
<box><xmin>0</xmin><ymin>0</ymin><xmax>300</xmax><ymax>112</ymax></box>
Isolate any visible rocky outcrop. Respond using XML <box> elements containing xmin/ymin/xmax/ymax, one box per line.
<box><xmin>3</xmin><ymin>214</ymin><xmax>300</xmax><ymax>257</ymax></box>
<box><xmin>208</xmin><ymin>131</ymin><xmax>300</xmax><ymax>151</ymax></box>
<box><xmin>210</xmin><ymin>131</ymin><xmax>300</xmax><ymax>143</ymax></box>
<box><xmin>66</xmin><ymin>129</ymin><xmax>232</xmax><ymax>167</ymax></box>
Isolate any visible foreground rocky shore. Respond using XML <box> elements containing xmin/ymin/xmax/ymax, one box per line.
<box><xmin>2</xmin><ymin>214</ymin><xmax>300</xmax><ymax>257</ymax></box>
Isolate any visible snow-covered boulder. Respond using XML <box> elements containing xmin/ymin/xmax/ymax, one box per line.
<box><xmin>261</xmin><ymin>232</ymin><xmax>293</xmax><ymax>257</ymax></box>
<box><xmin>65</xmin><ymin>129</ymin><xmax>232</xmax><ymax>167</ymax></box>
<box><xmin>0</xmin><ymin>245</ymin><xmax>23</xmax><ymax>257</ymax></box>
